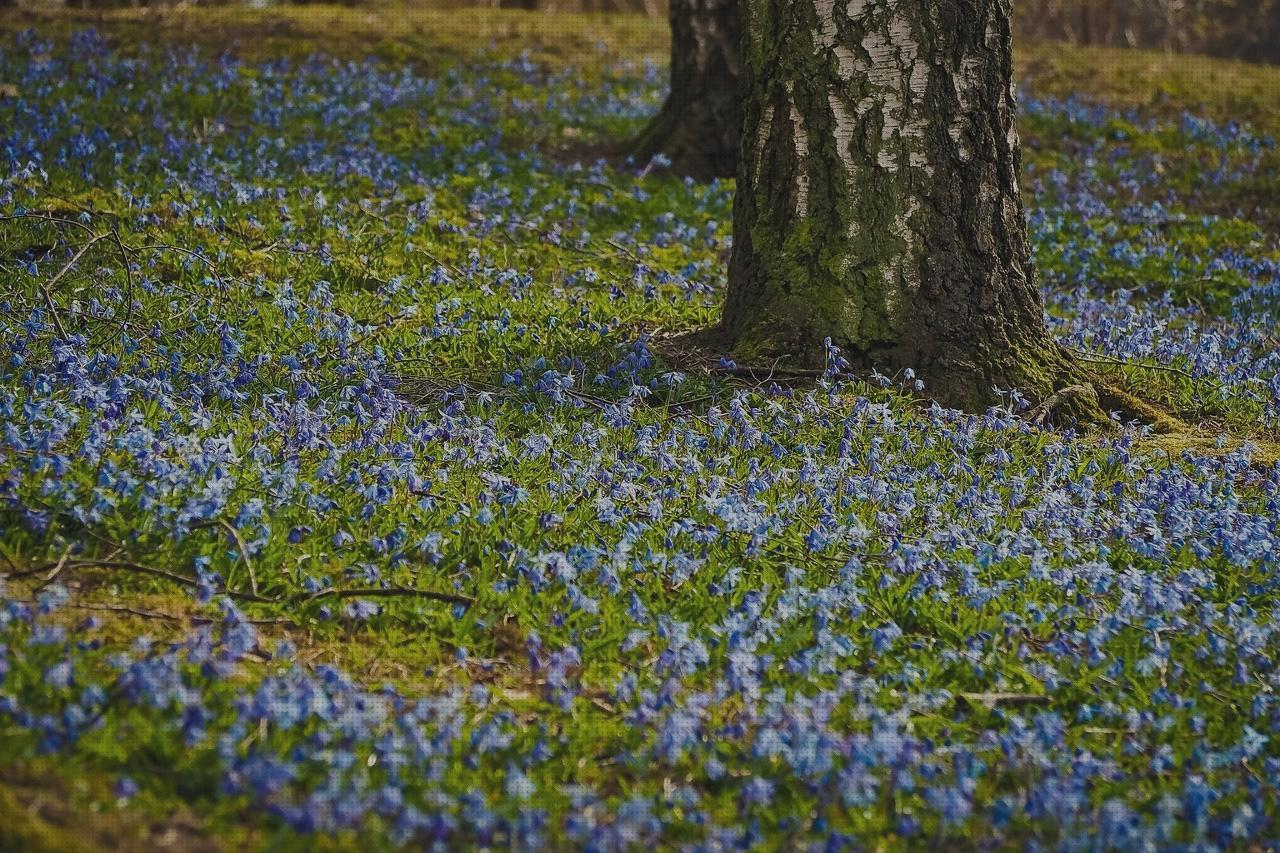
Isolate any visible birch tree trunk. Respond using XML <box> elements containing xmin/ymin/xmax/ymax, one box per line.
<box><xmin>632</xmin><ymin>0</ymin><xmax>741</xmax><ymax>181</ymax></box>
<box><xmin>721</xmin><ymin>0</ymin><xmax>1084</xmax><ymax>411</ymax></box>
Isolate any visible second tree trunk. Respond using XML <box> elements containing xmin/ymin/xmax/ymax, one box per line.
<box><xmin>632</xmin><ymin>0</ymin><xmax>741</xmax><ymax>181</ymax></box>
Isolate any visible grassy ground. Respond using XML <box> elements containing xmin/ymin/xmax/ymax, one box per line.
<box><xmin>3</xmin><ymin>4</ymin><xmax>1280</xmax><ymax>132</ymax></box>
<box><xmin>1</xmin><ymin>6</ymin><xmax>1279</xmax><ymax>850</ymax></box>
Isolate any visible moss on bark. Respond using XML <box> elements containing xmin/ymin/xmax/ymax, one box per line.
<box><xmin>721</xmin><ymin>0</ymin><xmax>1108</xmax><ymax>418</ymax></box>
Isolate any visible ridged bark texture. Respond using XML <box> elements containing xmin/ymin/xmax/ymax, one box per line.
<box><xmin>723</xmin><ymin>0</ymin><xmax>1068</xmax><ymax>410</ymax></box>
<box><xmin>632</xmin><ymin>0</ymin><xmax>741</xmax><ymax>181</ymax></box>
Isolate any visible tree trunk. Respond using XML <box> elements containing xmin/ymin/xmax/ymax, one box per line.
<box><xmin>721</xmin><ymin>0</ymin><xmax>1084</xmax><ymax>412</ymax></box>
<box><xmin>632</xmin><ymin>0</ymin><xmax>741</xmax><ymax>181</ymax></box>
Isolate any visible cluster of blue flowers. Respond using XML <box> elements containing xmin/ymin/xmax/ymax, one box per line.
<box><xmin>1</xmin><ymin>27</ymin><xmax>1279</xmax><ymax>848</ymax></box>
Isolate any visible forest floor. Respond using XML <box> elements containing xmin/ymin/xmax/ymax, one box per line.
<box><xmin>2</xmin><ymin>6</ymin><xmax>1280</xmax><ymax>850</ymax></box>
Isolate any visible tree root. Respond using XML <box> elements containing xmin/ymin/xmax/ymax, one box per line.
<box><xmin>648</xmin><ymin>324</ymin><xmax>1208</xmax><ymax>437</ymax></box>
<box><xmin>1027</xmin><ymin>383</ymin><xmax>1098</xmax><ymax>427</ymax></box>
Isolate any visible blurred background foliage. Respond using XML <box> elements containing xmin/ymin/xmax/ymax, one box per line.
<box><xmin>1017</xmin><ymin>0</ymin><xmax>1279</xmax><ymax>62</ymax></box>
<box><xmin>6</xmin><ymin>0</ymin><xmax>1279</xmax><ymax>65</ymax></box>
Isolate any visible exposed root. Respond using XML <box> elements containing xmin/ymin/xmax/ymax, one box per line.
<box><xmin>649</xmin><ymin>326</ymin><xmax>1196</xmax><ymax>436</ymax></box>
<box><xmin>1027</xmin><ymin>383</ymin><xmax>1098</xmax><ymax>427</ymax></box>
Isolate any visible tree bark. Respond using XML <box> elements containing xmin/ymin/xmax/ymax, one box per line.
<box><xmin>632</xmin><ymin>0</ymin><xmax>741</xmax><ymax>181</ymax></box>
<box><xmin>721</xmin><ymin>0</ymin><xmax>1082</xmax><ymax>411</ymax></box>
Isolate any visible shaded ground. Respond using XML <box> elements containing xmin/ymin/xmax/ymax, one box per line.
<box><xmin>0</xmin><ymin>760</ymin><xmax>220</xmax><ymax>852</ymax></box>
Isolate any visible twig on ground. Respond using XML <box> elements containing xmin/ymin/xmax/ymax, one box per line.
<box><xmin>1070</xmin><ymin>348</ymin><xmax>1199</xmax><ymax>382</ymax></box>
<box><xmin>8</xmin><ymin>553</ymin><xmax>470</xmax><ymax>610</ymax></box>
<box><xmin>956</xmin><ymin>692</ymin><xmax>1052</xmax><ymax>710</ymax></box>
<box><xmin>131</xmin><ymin>243</ymin><xmax>224</xmax><ymax>284</ymax></box>
<box><xmin>39</xmin><ymin>232</ymin><xmax>109</xmax><ymax>338</ymax></box>
<box><xmin>190</xmin><ymin>518</ymin><xmax>259</xmax><ymax>596</ymax></box>
<box><xmin>707</xmin><ymin>355</ymin><xmax>825</xmax><ymax>383</ymax></box>
<box><xmin>604</xmin><ymin>238</ymin><xmax>640</xmax><ymax>262</ymax></box>
<box><xmin>304</xmin><ymin>586</ymin><xmax>476</xmax><ymax>608</ymax></box>
<box><xmin>0</xmin><ymin>211</ymin><xmax>98</xmax><ymax>238</ymax></box>
<box><xmin>11</xmin><ymin>599</ymin><xmax>299</xmax><ymax>629</ymax></box>
<box><xmin>105</xmin><ymin>226</ymin><xmax>136</xmax><ymax>341</ymax></box>
<box><xmin>13</xmin><ymin>556</ymin><xmax>202</xmax><ymax>589</ymax></box>
<box><xmin>6</xmin><ymin>214</ymin><xmax>228</xmax><ymax>341</ymax></box>
<box><xmin>36</xmin><ymin>544</ymin><xmax>75</xmax><ymax>590</ymax></box>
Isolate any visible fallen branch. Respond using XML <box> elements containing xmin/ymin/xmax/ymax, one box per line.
<box><xmin>4</xmin><ymin>556</ymin><xmax>277</xmax><ymax>604</ymax></box>
<box><xmin>393</xmin><ymin>371</ymin><xmax>610</xmax><ymax>411</ymax></box>
<box><xmin>130</xmin><ymin>243</ymin><xmax>225</xmax><ymax>285</ymax></box>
